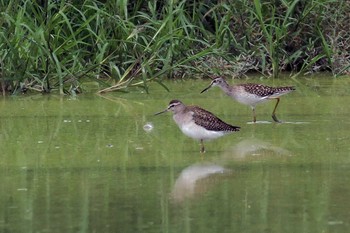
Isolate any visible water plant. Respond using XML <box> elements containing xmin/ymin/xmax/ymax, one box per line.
<box><xmin>0</xmin><ymin>0</ymin><xmax>348</xmax><ymax>95</ymax></box>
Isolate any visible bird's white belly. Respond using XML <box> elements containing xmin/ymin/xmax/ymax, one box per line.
<box><xmin>232</xmin><ymin>93</ymin><xmax>269</xmax><ymax>107</ymax></box>
<box><xmin>179</xmin><ymin>121</ymin><xmax>226</xmax><ymax>141</ymax></box>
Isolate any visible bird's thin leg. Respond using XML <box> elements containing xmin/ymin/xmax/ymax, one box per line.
<box><xmin>200</xmin><ymin>139</ymin><xmax>205</xmax><ymax>153</ymax></box>
<box><xmin>272</xmin><ymin>98</ymin><xmax>282</xmax><ymax>123</ymax></box>
<box><xmin>252</xmin><ymin>107</ymin><xmax>257</xmax><ymax>123</ymax></box>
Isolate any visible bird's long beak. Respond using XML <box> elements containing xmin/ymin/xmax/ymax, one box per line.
<box><xmin>200</xmin><ymin>83</ymin><xmax>213</xmax><ymax>93</ymax></box>
<box><xmin>154</xmin><ymin>108</ymin><xmax>168</xmax><ymax>116</ymax></box>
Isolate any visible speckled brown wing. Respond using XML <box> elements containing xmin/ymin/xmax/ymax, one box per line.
<box><xmin>241</xmin><ymin>83</ymin><xmax>295</xmax><ymax>97</ymax></box>
<box><xmin>188</xmin><ymin>106</ymin><xmax>240</xmax><ymax>132</ymax></box>
<box><xmin>240</xmin><ymin>84</ymin><xmax>276</xmax><ymax>97</ymax></box>
<box><xmin>273</xmin><ymin>86</ymin><xmax>296</xmax><ymax>93</ymax></box>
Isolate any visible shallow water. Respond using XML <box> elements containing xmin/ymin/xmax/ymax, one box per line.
<box><xmin>1</xmin><ymin>76</ymin><xmax>350</xmax><ymax>232</ymax></box>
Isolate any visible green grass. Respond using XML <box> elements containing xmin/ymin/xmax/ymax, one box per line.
<box><xmin>0</xmin><ymin>0</ymin><xmax>349</xmax><ymax>95</ymax></box>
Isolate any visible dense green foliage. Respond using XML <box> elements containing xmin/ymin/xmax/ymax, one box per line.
<box><xmin>0</xmin><ymin>0</ymin><xmax>349</xmax><ymax>94</ymax></box>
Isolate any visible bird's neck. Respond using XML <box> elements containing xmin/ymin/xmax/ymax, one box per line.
<box><xmin>173</xmin><ymin>107</ymin><xmax>192</xmax><ymax>126</ymax></box>
<box><xmin>218</xmin><ymin>81</ymin><xmax>231</xmax><ymax>93</ymax></box>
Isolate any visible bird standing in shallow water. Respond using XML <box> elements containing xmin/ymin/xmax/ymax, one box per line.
<box><xmin>201</xmin><ymin>77</ymin><xmax>295</xmax><ymax>123</ymax></box>
<box><xmin>155</xmin><ymin>100</ymin><xmax>240</xmax><ymax>153</ymax></box>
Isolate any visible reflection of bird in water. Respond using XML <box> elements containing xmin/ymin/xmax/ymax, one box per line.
<box><xmin>170</xmin><ymin>139</ymin><xmax>291</xmax><ymax>203</ymax></box>
<box><xmin>222</xmin><ymin>138</ymin><xmax>292</xmax><ymax>161</ymax></box>
<box><xmin>155</xmin><ymin>99</ymin><xmax>240</xmax><ymax>153</ymax></box>
<box><xmin>170</xmin><ymin>163</ymin><xmax>230</xmax><ymax>203</ymax></box>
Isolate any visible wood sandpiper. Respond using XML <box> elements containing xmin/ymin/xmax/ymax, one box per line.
<box><xmin>155</xmin><ymin>99</ymin><xmax>240</xmax><ymax>153</ymax></box>
<box><xmin>201</xmin><ymin>77</ymin><xmax>295</xmax><ymax>123</ymax></box>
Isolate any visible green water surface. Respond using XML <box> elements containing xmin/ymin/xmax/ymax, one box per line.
<box><xmin>0</xmin><ymin>76</ymin><xmax>350</xmax><ymax>233</ymax></box>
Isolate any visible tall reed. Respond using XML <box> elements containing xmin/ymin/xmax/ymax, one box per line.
<box><xmin>0</xmin><ymin>0</ymin><xmax>348</xmax><ymax>95</ymax></box>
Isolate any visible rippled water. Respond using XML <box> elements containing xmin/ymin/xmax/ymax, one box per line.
<box><xmin>0</xmin><ymin>76</ymin><xmax>350</xmax><ymax>232</ymax></box>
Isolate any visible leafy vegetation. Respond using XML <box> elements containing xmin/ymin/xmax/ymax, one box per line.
<box><xmin>0</xmin><ymin>0</ymin><xmax>349</xmax><ymax>94</ymax></box>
